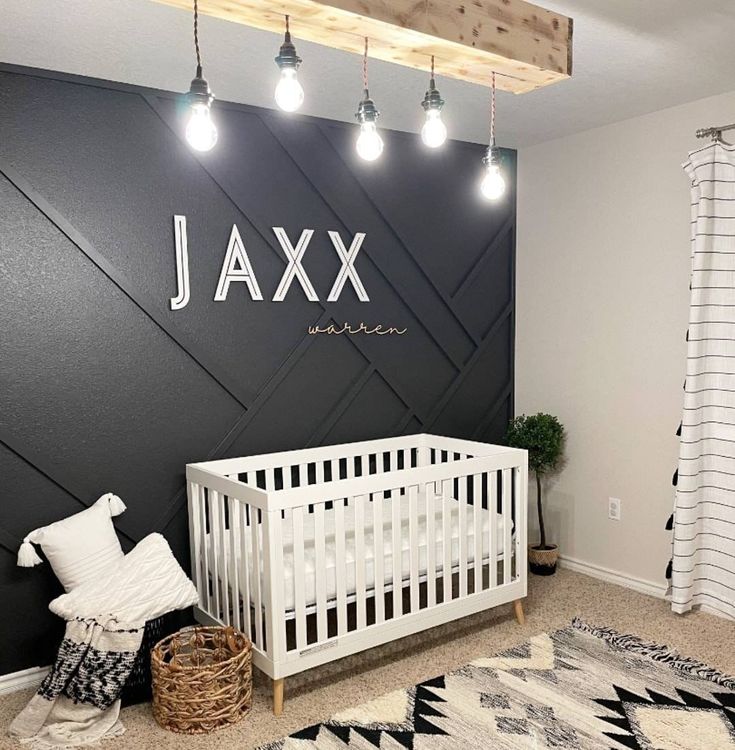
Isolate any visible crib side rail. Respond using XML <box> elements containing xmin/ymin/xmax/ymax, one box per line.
<box><xmin>188</xmin><ymin>434</ymin><xmax>423</xmax><ymax>478</ymax></box>
<box><xmin>269</xmin><ymin>450</ymin><xmax>525</xmax><ymax>510</ymax></box>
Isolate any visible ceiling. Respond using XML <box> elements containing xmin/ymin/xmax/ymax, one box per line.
<box><xmin>2</xmin><ymin>0</ymin><xmax>735</xmax><ymax>148</ymax></box>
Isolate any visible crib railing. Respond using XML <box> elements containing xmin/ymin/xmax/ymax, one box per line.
<box><xmin>186</xmin><ymin>435</ymin><xmax>527</xmax><ymax>681</ymax></box>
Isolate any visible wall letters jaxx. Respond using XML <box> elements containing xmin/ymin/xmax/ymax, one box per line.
<box><xmin>170</xmin><ymin>215</ymin><xmax>370</xmax><ymax>310</ymax></box>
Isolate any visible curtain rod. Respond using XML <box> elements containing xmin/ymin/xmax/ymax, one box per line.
<box><xmin>696</xmin><ymin>123</ymin><xmax>735</xmax><ymax>140</ymax></box>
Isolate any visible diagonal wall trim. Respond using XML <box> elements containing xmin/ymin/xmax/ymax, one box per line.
<box><xmin>471</xmin><ymin>384</ymin><xmax>513</xmax><ymax>440</ymax></box>
<box><xmin>397</xmin><ymin>410</ymin><xmax>421</xmax><ymax>434</ymax></box>
<box><xmin>307</xmin><ymin>364</ymin><xmax>376</xmax><ymax>447</ymax></box>
<box><xmin>425</xmin><ymin>300</ymin><xmax>514</xmax><ymax>429</ymax></box>
<box><xmin>452</xmin><ymin>215</ymin><xmax>515</xmax><ymax>300</ymax></box>
<box><xmin>0</xmin><ymin>434</ymin><xmax>138</xmax><ymax>549</ymax></box>
<box><xmin>0</xmin><ymin>162</ymin><xmax>253</xmax><ymax>411</ymax></box>
<box><xmin>0</xmin><ymin>527</ymin><xmax>24</xmax><ymax>557</ymax></box>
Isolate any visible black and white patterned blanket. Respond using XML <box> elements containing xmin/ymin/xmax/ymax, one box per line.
<box><xmin>9</xmin><ymin>618</ymin><xmax>143</xmax><ymax>748</ymax></box>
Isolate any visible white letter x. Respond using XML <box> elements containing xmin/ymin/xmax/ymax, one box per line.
<box><xmin>272</xmin><ymin>227</ymin><xmax>319</xmax><ymax>302</ymax></box>
<box><xmin>327</xmin><ymin>231</ymin><xmax>369</xmax><ymax>302</ymax></box>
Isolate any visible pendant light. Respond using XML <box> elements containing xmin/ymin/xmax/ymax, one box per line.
<box><xmin>421</xmin><ymin>56</ymin><xmax>447</xmax><ymax>148</ymax></box>
<box><xmin>355</xmin><ymin>38</ymin><xmax>383</xmax><ymax>162</ymax></box>
<box><xmin>185</xmin><ymin>0</ymin><xmax>217</xmax><ymax>152</ymax></box>
<box><xmin>480</xmin><ymin>72</ymin><xmax>506</xmax><ymax>200</ymax></box>
<box><xmin>274</xmin><ymin>15</ymin><xmax>304</xmax><ymax>112</ymax></box>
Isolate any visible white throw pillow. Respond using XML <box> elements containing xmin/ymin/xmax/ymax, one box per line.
<box><xmin>49</xmin><ymin>533</ymin><xmax>198</xmax><ymax>627</ymax></box>
<box><xmin>17</xmin><ymin>493</ymin><xmax>126</xmax><ymax>591</ymax></box>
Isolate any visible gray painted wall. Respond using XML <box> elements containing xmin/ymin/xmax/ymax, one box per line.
<box><xmin>0</xmin><ymin>65</ymin><xmax>516</xmax><ymax>675</ymax></box>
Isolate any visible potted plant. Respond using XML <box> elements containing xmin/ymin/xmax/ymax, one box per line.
<box><xmin>505</xmin><ymin>413</ymin><xmax>565</xmax><ymax>575</ymax></box>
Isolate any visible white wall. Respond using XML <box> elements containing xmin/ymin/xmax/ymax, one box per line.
<box><xmin>516</xmin><ymin>89</ymin><xmax>735</xmax><ymax>589</ymax></box>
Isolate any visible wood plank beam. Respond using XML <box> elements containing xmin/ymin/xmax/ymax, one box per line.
<box><xmin>152</xmin><ymin>0</ymin><xmax>572</xmax><ymax>93</ymax></box>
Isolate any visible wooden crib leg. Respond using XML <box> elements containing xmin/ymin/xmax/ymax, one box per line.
<box><xmin>513</xmin><ymin>599</ymin><xmax>525</xmax><ymax>626</ymax></box>
<box><xmin>273</xmin><ymin>678</ymin><xmax>285</xmax><ymax>716</ymax></box>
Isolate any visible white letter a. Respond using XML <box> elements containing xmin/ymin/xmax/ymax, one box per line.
<box><xmin>214</xmin><ymin>225</ymin><xmax>263</xmax><ymax>301</ymax></box>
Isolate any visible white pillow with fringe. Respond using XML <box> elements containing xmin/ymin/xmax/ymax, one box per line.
<box><xmin>17</xmin><ymin>493</ymin><xmax>126</xmax><ymax>591</ymax></box>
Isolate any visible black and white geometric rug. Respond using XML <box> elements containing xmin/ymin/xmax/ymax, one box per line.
<box><xmin>259</xmin><ymin>618</ymin><xmax>735</xmax><ymax>749</ymax></box>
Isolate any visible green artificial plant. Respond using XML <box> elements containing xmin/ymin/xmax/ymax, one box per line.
<box><xmin>505</xmin><ymin>413</ymin><xmax>565</xmax><ymax>549</ymax></box>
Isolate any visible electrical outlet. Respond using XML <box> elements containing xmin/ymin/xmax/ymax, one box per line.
<box><xmin>608</xmin><ymin>497</ymin><xmax>622</xmax><ymax>521</ymax></box>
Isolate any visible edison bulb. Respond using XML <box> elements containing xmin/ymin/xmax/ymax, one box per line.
<box><xmin>275</xmin><ymin>68</ymin><xmax>304</xmax><ymax>112</ymax></box>
<box><xmin>421</xmin><ymin>109</ymin><xmax>447</xmax><ymax>148</ymax></box>
<box><xmin>481</xmin><ymin>163</ymin><xmax>506</xmax><ymax>200</ymax></box>
<box><xmin>356</xmin><ymin>121</ymin><xmax>384</xmax><ymax>161</ymax></box>
<box><xmin>186</xmin><ymin>102</ymin><xmax>217</xmax><ymax>152</ymax></box>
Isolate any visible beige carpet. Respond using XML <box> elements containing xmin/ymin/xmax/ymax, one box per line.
<box><xmin>1</xmin><ymin>569</ymin><xmax>733</xmax><ymax>750</ymax></box>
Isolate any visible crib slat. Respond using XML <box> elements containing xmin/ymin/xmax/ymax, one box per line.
<box><xmin>458</xmin><ymin>475</ymin><xmax>468</xmax><ymax>598</ymax></box>
<box><xmin>334</xmin><ymin>499</ymin><xmax>348</xmax><ymax>635</ymax></box>
<box><xmin>251</xmin><ymin>509</ymin><xmax>264</xmax><ymax>648</ymax></box>
<box><xmin>442</xmin><ymin>479</ymin><xmax>452</xmax><ymax>603</ymax></box>
<box><xmin>218</xmin><ymin>495</ymin><xmax>230</xmax><ymax>624</ymax></box>
<box><xmin>199</xmin><ymin>485</ymin><xmax>211</xmax><ymax>612</ymax></box>
<box><xmin>238</xmin><ymin>502</ymin><xmax>252</xmax><ymax>640</ymax></box>
<box><xmin>263</xmin><ymin>508</ymin><xmax>285</xmax><ymax>661</ymax></box>
<box><xmin>514</xmin><ymin>465</ymin><xmax>526</xmax><ymax>582</ymax></box>
<box><xmin>408</xmin><ymin>484</ymin><xmax>419</xmax><ymax>612</ymax></box>
<box><xmin>354</xmin><ymin>494</ymin><xmax>367</xmax><ymax>629</ymax></box>
<box><xmin>314</xmin><ymin>503</ymin><xmax>328</xmax><ymax>641</ymax></box>
<box><xmin>228</xmin><ymin>496</ymin><xmax>241</xmax><ymax>631</ymax></box>
<box><xmin>425</xmin><ymin>483</ymin><xmax>437</xmax><ymax>607</ymax></box>
<box><xmin>210</xmin><ymin>490</ymin><xmax>222</xmax><ymax>620</ymax></box>
<box><xmin>473</xmin><ymin>474</ymin><xmax>482</xmax><ymax>593</ymax></box>
<box><xmin>502</xmin><ymin>468</ymin><xmax>512</xmax><ymax>585</ymax></box>
<box><xmin>391</xmin><ymin>487</ymin><xmax>402</xmax><ymax>618</ymax></box>
<box><xmin>489</xmin><ymin>472</ymin><xmax>498</xmax><ymax>589</ymax></box>
<box><xmin>187</xmin><ymin>482</ymin><xmax>201</xmax><ymax>593</ymax></box>
<box><xmin>292</xmin><ymin>506</ymin><xmax>307</xmax><ymax>649</ymax></box>
<box><xmin>265</xmin><ymin>468</ymin><xmax>275</xmax><ymax>492</ymax></box>
<box><xmin>372</xmin><ymin>493</ymin><xmax>385</xmax><ymax>624</ymax></box>
<box><xmin>383</xmin><ymin>452</ymin><xmax>392</xmax><ymax>501</ymax></box>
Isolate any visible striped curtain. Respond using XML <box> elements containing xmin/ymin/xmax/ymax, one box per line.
<box><xmin>671</xmin><ymin>141</ymin><xmax>735</xmax><ymax>619</ymax></box>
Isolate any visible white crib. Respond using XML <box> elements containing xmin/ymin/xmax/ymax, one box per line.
<box><xmin>185</xmin><ymin>434</ymin><xmax>528</xmax><ymax>714</ymax></box>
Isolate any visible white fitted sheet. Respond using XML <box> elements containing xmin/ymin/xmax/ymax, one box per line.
<box><xmin>208</xmin><ymin>494</ymin><xmax>512</xmax><ymax>613</ymax></box>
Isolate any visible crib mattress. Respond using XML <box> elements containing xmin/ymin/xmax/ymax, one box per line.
<box><xmin>207</xmin><ymin>494</ymin><xmax>511</xmax><ymax>613</ymax></box>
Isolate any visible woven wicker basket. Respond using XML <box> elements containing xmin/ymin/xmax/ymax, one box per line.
<box><xmin>151</xmin><ymin>626</ymin><xmax>252</xmax><ymax>734</ymax></box>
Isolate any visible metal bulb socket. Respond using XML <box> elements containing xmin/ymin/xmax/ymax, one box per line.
<box><xmin>275</xmin><ymin>32</ymin><xmax>302</xmax><ymax>71</ymax></box>
<box><xmin>356</xmin><ymin>90</ymin><xmax>380</xmax><ymax>124</ymax></box>
<box><xmin>421</xmin><ymin>79</ymin><xmax>444</xmax><ymax>113</ymax></box>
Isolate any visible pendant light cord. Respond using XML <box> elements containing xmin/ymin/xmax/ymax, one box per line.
<box><xmin>490</xmin><ymin>71</ymin><xmax>496</xmax><ymax>147</ymax></box>
<box><xmin>193</xmin><ymin>0</ymin><xmax>202</xmax><ymax>77</ymax></box>
<box><xmin>430</xmin><ymin>55</ymin><xmax>435</xmax><ymax>79</ymax></box>
<box><xmin>363</xmin><ymin>37</ymin><xmax>369</xmax><ymax>92</ymax></box>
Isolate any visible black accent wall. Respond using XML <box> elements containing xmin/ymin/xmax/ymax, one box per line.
<box><xmin>0</xmin><ymin>64</ymin><xmax>516</xmax><ymax>676</ymax></box>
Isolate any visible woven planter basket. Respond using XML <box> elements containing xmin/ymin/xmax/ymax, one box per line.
<box><xmin>528</xmin><ymin>545</ymin><xmax>558</xmax><ymax>566</ymax></box>
<box><xmin>528</xmin><ymin>544</ymin><xmax>559</xmax><ymax>573</ymax></box>
<box><xmin>151</xmin><ymin>626</ymin><xmax>252</xmax><ymax>734</ymax></box>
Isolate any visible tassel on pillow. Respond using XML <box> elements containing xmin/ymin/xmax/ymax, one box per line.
<box><xmin>98</xmin><ymin>492</ymin><xmax>126</xmax><ymax>517</ymax></box>
<box><xmin>17</xmin><ymin>532</ymin><xmax>43</xmax><ymax>567</ymax></box>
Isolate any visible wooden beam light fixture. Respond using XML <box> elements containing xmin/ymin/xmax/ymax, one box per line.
<box><xmin>155</xmin><ymin>0</ymin><xmax>573</xmax><ymax>93</ymax></box>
